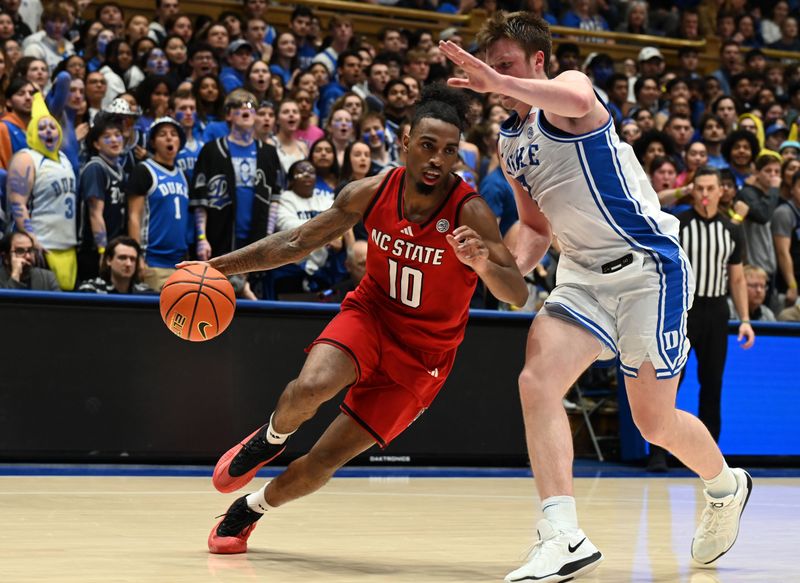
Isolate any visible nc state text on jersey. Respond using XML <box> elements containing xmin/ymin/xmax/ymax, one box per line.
<box><xmin>371</xmin><ymin>228</ymin><xmax>446</xmax><ymax>265</ymax></box>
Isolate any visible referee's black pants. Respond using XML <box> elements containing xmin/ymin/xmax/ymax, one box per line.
<box><xmin>681</xmin><ymin>296</ymin><xmax>730</xmax><ymax>442</ymax></box>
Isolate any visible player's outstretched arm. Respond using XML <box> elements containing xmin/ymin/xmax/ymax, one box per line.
<box><xmin>449</xmin><ymin>197</ymin><xmax>529</xmax><ymax>307</ymax></box>
<box><xmin>178</xmin><ymin>174</ymin><xmax>385</xmax><ymax>276</ymax></box>
<box><xmin>439</xmin><ymin>41</ymin><xmax>596</xmax><ymax>119</ymax></box>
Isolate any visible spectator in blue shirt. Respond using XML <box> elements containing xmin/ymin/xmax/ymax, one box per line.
<box><xmin>479</xmin><ymin>166</ymin><xmax>518</xmax><ymax>237</ymax></box>
<box><xmin>220</xmin><ymin>40</ymin><xmax>255</xmax><ymax>94</ymax></box>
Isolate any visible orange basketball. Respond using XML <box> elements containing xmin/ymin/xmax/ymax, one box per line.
<box><xmin>159</xmin><ymin>265</ymin><xmax>236</xmax><ymax>342</ymax></box>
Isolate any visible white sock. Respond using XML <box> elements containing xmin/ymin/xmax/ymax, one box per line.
<box><xmin>703</xmin><ymin>461</ymin><xmax>738</xmax><ymax>498</ymax></box>
<box><xmin>542</xmin><ymin>495</ymin><xmax>579</xmax><ymax>532</ymax></box>
<box><xmin>246</xmin><ymin>482</ymin><xmax>276</xmax><ymax>514</ymax></box>
<box><xmin>265</xmin><ymin>412</ymin><xmax>295</xmax><ymax>445</ymax></box>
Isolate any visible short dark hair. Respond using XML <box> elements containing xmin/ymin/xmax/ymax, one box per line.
<box><xmin>605</xmin><ymin>72</ymin><xmax>628</xmax><ymax>93</ymax></box>
<box><xmin>290</xmin><ymin>6</ymin><xmax>313</xmax><ymax>21</ymax></box>
<box><xmin>87</xmin><ymin>116</ymin><xmax>124</xmax><ymax>155</ymax></box>
<box><xmin>378</xmin><ymin>26</ymin><xmax>401</xmax><ymax>42</ymax></box>
<box><xmin>693</xmin><ymin>166</ymin><xmax>721</xmax><ymax>184</ymax></box>
<box><xmin>476</xmin><ymin>11</ymin><xmax>552</xmax><ymax>76</ymax></box>
<box><xmin>698</xmin><ymin>113</ymin><xmax>724</xmax><ymax>133</ymax></box>
<box><xmin>384</xmin><ymin>78</ymin><xmax>409</xmax><ymax>98</ymax></box>
<box><xmin>666</xmin><ymin>113</ymin><xmax>692</xmax><ymax>128</ymax></box>
<box><xmin>665</xmin><ymin>77</ymin><xmax>689</xmax><ymax>94</ymax></box>
<box><xmin>411</xmin><ymin>83</ymin><xmax>469</xmax><ymax>134</ymax></box>
<box><xmin>719</xmin><ymin>168</ymin><xmax>735</xmax><ymax>184</ymax></box>
<box><xmin>188</xmin><ymin>42</ymin><xmax>215</xmax><ymax>61</ymax></box>
<box><xmin>711</xmin><ymin>95</ymin><xmax>740</xmax><ymax>116</ymax></box>
<box><xmin>755</xmin><ymin>151</ymin><xmax>782</xmax><ymax>170</ymax></box>
<box><xmin>4</xmin><ymin>77</ymin><xmax>35</xmax><ymax>101</ymax></box>
<box><xmin>96</xmin><ymin>1</ymin><xmax>122</xmax><ymax>17</ymax></box>
<box><xmin>649</xmin><ymin>155</ymin><xmax>677</xmax><ymax>175</ymax></box>
<box><xmin>336</xmin><ymin>49</ymin><xmax>361</xmax><ymax>70</ymax></box>
<box><xmin>633</xmin><ymin>75</ymin><xmax>659</xmax><ymax>98</ymax></box>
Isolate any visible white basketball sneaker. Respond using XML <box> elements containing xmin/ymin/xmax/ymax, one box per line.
<box><xmin>505</xmin><ymin>519</ymin><xmax>603</xmax><ymax>582</ymax></box>
<box><xmin>691</xmin><ymin>468</ymin><xmax>753</xmax><ymax>566</ymax></box>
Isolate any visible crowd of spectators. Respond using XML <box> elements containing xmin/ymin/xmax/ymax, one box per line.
<box><xmin>0</xmin><ymin>0</ymin><xmax>798</xmax><ymax>322</ymax></box>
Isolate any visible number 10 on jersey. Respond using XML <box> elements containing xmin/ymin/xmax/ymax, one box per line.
<box><xmin>387</xmin><ymin>258</ymin><xmax>423</xmax><ymax>308</ymax></box>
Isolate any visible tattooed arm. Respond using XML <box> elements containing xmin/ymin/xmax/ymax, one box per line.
<box><xmin>179</xmin><ymin>174</ymin><xmax>385</xmax><ymax>275</ymax></box>
<box><xmin>194</xmin><ymin>208</ymin><xmax>211</xmax><ymax>260</ymax></box>
<box><xmin>7</xmin><ymin>152</ymin><xmax>40</xmax><ymax>249</ymax></box>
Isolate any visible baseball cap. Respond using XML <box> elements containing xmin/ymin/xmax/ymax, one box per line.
<box><xmin>227</xmin><ymin>39</ymin><xmax>254</xmax><ymax>56</ymax></box>
<box><xmin>638</xmin><ymin>47</ymin><xmax>664</xmax><ymax>62</ymax></box>
<box><xmin>766</xmin><ymin>123</ymin><xmax>789</xmax><ymax>138</ymax></box>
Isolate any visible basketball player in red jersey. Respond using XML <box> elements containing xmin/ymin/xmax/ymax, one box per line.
<box><xmin>177</xmin><ymin>84</ymin><xmax>528</xmax><ymax>554</ymax></box>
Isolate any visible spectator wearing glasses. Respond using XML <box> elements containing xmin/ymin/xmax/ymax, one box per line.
<box><xmin>730</xmin><ymin>265</ymin><xmax>776</xmax><ymax>321</ymax></box>
<box><xmin>84</xmin><ymin>70</ymin><xmax>107</xmax><ymax>125</ymax></box>
<box><xmin>0</xmin><ymin>231</ymin><xmax>59</xmax><ymax>290</ymax></box>
<box><xmin>272</xmin><ymin>159</ymin><xmax>341</xmax><ymax>293</ymax></box>
<box><xmin>190</xmin><ymin>89</ymin><xmax>282</xmax><ymax>260</ymax></box>
<box><xmin>187</xmin><ymin>43</ymin><xmax>218</xmax><ymax>84</ymax></box>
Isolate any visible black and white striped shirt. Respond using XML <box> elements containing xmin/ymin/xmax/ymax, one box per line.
<box><xmin>678</xmin><ymin>210</ymin><xmax>744</xmax><ymax>298</ymax></box>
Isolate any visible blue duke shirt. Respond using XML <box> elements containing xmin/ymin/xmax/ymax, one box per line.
<box><xmin>126</xmin><ymin>159</ymin><xmax>190</xmax><ymax>267</ymax></box>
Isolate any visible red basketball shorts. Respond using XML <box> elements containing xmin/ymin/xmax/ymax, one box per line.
<box><xmin>309</xmin><ymin>300</ymin><xmax>457</xmax><ymax>447</ymax></box>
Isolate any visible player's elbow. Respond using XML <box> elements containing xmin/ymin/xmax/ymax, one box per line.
<box><xmin>509</xmin><ymin>284</ymin><xmax>529</xmax><ymax>308</ymax></box>
<box><xmin>573</xmin><ymin>89</ymin><xmax>595</xmax><ymax>117</ymax></box>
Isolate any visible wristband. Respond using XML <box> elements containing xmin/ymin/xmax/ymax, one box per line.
<box><xmin>741</xmin><ymin>319</ymin><xmax>750</xmax><ymax>324</ymax></box>
<box><xmin>97</xmin><ymin>246</ymin><xmax>106</xmax><ymax>255</ymax></box>
<box><xmin>789</xmin><ymin>282</ymin><xmax>798</xmax><ymax>289</ymax></box>
<box><xmin>731</xmin><ymin>213</ymin><xmax>744</xmax><ymax>222</ymax></box>
<box><xmin>675</xmin><ymin>187</ymin><xmax>683</xmax><ymax>199</ymax></box>
<box><xmin>197</xmin><ymin>234</ymin><xmax>207</xmax><ymax>241</ymax></box>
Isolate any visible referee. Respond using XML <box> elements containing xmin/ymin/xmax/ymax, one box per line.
<box><xmin>649</xmin><ymin>167</ymin><xmax>755</xmax><ymax>471</ymax></box>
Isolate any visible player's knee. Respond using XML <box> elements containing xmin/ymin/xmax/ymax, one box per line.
<box><xmin>518</xmin><ymin>369</ymin><xmax>556</xmax><ymax>406</ymax></box>
<box><xmin>634</xmin><ymin>415</ymin><xmax>672</xmax><ymax>447</ymax></box>
<box><xmin>288</xmin><ymin>374</ymin><xmax>337</xmax><ymax>405</ymax></box>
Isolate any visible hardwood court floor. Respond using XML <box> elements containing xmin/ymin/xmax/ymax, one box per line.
<box><xmin>0</xmin><ymin>475</ymin><xmax>797</xmax><ymax>583</ymax></box>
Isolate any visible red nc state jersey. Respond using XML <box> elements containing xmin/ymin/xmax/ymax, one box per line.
<box><xmin>347</xmin><ymin>167</ymin><xmax>480</xmax><ymax>353</ymax></box>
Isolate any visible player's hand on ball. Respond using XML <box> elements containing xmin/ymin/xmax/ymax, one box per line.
<box><xmin>176</xmin><ymin>260</ymin><xmax>210</xmax><ymax>270</ymax></box>
<box><xmin>446</xmin><ymin>226</ymin><xmax>489</xmax><ymax>269</ymax></box>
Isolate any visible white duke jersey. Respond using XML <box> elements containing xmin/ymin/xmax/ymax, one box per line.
<box><xmin>498</xmin><ymin>108</ymin><xmax>694</xmax><ymax>377</ymax></box>
<box><xmin>26</xmin><ymin>149</ymin><xmax>77</xmax><ymax>250</ymax></box>
<box><xmin>498</xmin><ymin>109</ymin><xmax>684</xmax><ymax>280</ymax></box>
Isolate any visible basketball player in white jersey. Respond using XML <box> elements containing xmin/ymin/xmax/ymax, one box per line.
<box><xmin>441</xmin><ymin>13</ymin><xmax>751</xmax><ymax>582</ymax></box>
